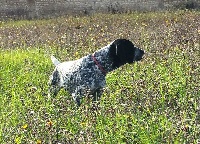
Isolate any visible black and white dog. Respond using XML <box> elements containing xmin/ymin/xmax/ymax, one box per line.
<box><xmin>49</xmin><ymin>39</ymin><xmax>144</xmax><ymax>106</ymax></box>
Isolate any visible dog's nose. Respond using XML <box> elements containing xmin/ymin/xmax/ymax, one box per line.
<box><xmin>140</xmin><ymin>49</ymin><xmax>144</xmax><ymax>55</ymax></box>
<box><xmin>134</xmin><ymin>48</ymin><xmax>145</xmax><ymax>61</ymax></box>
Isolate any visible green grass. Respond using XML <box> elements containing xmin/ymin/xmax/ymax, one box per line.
<box><xmin>0</xmin><ymin>10</ymin><xmax>199</xmax><ymax>143</ymax></box>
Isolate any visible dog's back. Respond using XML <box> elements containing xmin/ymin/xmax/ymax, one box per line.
<box><xmin>49</xmin><ymin>56</ymin><xmax>85</xmax><ymax>95</ymax></box>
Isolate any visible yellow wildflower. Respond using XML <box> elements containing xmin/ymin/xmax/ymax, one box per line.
<box><xmin>22</xmin><ymin>124</ymin><xmax>28</xmax><ymax>129</ymax></box>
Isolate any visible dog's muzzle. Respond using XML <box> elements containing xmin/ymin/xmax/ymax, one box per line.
<box><xmin>134</xmin><ymin>48</ymin><xmax>144</xmax><ymax>61</ymax></box>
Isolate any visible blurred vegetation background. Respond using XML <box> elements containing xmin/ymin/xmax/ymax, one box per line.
<box><xmin>0</xmin><ymin>0</ymin><xmax>199</xmax><ymax>20</ymax></box>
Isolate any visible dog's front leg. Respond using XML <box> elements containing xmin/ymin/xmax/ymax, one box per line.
<box><xmin>92</xmin><ymin>88</ymin><xmax>104</xmax><ymax>102</ymax></box>
<box><xmin>72</xmin><ymin>86</ymin><xmax>85</xmax><ymax>106</ymax></box>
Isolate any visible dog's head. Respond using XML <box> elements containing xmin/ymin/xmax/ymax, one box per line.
<box><xmin>109</xmin><ymin>39</ymin><xmax>144</xmax><ymax>69</ymax></box>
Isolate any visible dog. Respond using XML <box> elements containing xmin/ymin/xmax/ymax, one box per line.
<box><xmin>49</xmin><ymin>39</ymin><xmax>144</xmax><ymax>106</ymax></box>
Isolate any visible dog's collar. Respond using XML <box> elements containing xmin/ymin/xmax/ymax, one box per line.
<box><xmin>92</xmin><ymin>53</ymin><xmax>107</xmax><ymax>75</ymax></box>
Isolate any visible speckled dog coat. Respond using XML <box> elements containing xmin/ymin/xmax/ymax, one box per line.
<box><xmin>49</xmin><ymin>39</ymin><xmax>144</xmax><ymax>106</ymax></box>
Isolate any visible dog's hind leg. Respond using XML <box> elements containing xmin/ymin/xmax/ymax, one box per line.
<box><xmin>48</xmin><ymin>69</ymin><xmax>61</xmax><ymax>97</ymax></box>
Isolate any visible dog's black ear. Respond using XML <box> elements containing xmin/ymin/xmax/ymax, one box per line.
<box><xmin>109</xmin><ymin>39</ymin><xmax>135</xmax><ymax>69</ymax></box>
<box><xmin>109</xmin><ymin>42</ymin><xmax>121</xmax><ymax>69</ymax></box>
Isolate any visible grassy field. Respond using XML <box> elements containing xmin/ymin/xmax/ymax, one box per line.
<box><xmin>0</xmin><ymin>10</ymin><xmax>199</xmax><ymax>143</ymax></box>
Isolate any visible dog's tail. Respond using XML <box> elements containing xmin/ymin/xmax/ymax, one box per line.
<box><xmin>51</xmin><ymin>56</ymin><xmax>61</xmax><ymax>66</ymax></box>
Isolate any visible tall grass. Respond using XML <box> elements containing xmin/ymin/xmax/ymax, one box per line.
<box><xmin>0</xmin><ymin>10</ymin><xmax>199</xmax><ymax>143</ymax></box>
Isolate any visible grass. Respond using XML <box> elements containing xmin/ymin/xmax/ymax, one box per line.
<box><xmin>0</xmin><ymin>10</ymin><xmax>199</xmax><ymax>143</ymax></box>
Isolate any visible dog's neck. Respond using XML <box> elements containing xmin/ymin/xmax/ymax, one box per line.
<box><xmin>91</xmin><ymin>44</ymin><xmax>114</xmax><ymax>73</ymax></box>
<box><xmin>91</xmin><ymin>53</ymin><xmax>107</xmax><ymax>75</ymax></box>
